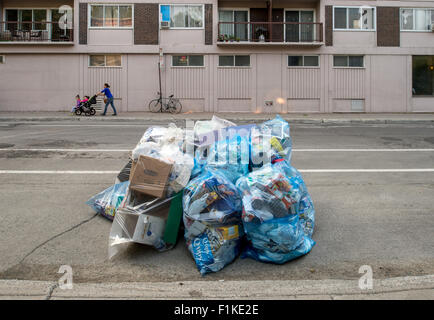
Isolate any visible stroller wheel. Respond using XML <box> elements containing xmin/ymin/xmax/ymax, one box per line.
<box><xmin>75</xmin><ymin>109</ymin><xmax>82</xmax><ymax>116</ymax></box>
<box><xmin>90</xmin><ymin>108</ymin><xmax>96</xmax><ymax>116</ymax></box>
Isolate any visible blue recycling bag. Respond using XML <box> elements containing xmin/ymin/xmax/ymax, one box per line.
<box><xmin>183</xmin><ymin>169</ymin><xmax>244</xmax><ymax>275</ymax></box>
<box><xmin>236</xmin><ymin>160</ymin><xmax>315</xmax><ymax>264</ymax></box>
<box><xmin>194</xmin><ymin>133</ymin><xmax>250</xmax><ymax>184</ymax></box>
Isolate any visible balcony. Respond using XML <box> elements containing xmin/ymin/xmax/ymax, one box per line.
<box><xmin>0</xmin><ymin>21</ymin><xmax>73</xmax><ymax>44</ymax></box>
<box><xmin>217</xmin><ymin>22</ymin><xmax>323</xmax><ymax>46</ymax></box>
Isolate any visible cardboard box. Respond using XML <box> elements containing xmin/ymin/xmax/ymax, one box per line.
<box><xmin>129</xmin><ymin>155</ymin><xmax>173</xmax><ymax>198</ymax></box>
<box><xmin>110</xmin><ymin>190</ymin><xmax>183</xmax><ymax>248</ymax></box>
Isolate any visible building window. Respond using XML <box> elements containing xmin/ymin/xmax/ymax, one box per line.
<box><xmin>172</xmin><ymin>55</ymin><xmax>204</xmax><ymax>67</ymax></box>
<box><xmin>413</xmin><ymin>56</ymin><xmax>434</xmax><ymax>96</ymax></box>
<box><xmin>288</xmin><ymin>55</ymin><xmax>319</xmax><ymax>67</ymax></box>
<box><xmin>90</xmin><ymin>4</ymin><xmax>133</xmax><ymax>28</ymax></box>
<box><xmin>218</xmin><ymin>10</ymin><xmax>248</xmax><ymax>41</ymax></box>
<box><xmin>401</xmin><ymin>8</ymin><xmax>434</xmax><ymax>31</ymax></box>
<box><xmin>160</xmin><ymin>5</ymin><xmax>204</xmax><ymax>29</ymax></box>
<box><xmin>0</xmin><ymin>56</ymin><xmax>4</xmax><ymax>64</ymax></box>
<box><xmin>285</xmin><ymin>10</ymin><xmax>315</xmax><ymax>42</ymax></box>
<box><xmin>219</xmin><ymin>55</ymin><xmax>250</xmax><ymax>67</ymax></box>
<box><xmin>333</xmin><ymin>7</ymin><xmax>376</xmax><ymax>30</ymax></box>
<box><xmin>333</xmin><ymin>55</ymin><xmax>364</xmax><ymax>68</ymax></box>
<box><xmin>5</xmin><ymin>9</ymin><xmax>48</xmax><ymax>30</ymax></box>
<box><xmin>89</xmin><ymin>55</ymin><xmax>122</xmax><ymax>67</ymax></box>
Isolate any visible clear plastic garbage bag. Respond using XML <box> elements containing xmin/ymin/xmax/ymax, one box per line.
<box><xmin>194</xmin><ymin>115</ymin><xmax>236</xmax><ymax>143</ymax></box>
<box><xmin>183</xmin><ymin>169</ymin><xmax>244</xmax><ymax>274</ymax></box>
<box><xmin>272</xmin><ymin>159</ymin><xmax>315</xmax><ymax>237</ymax></box>
<box><xmin>250</xmin><ymin>115</ymin><xmax>293</xmax><ymax>168</ymax></box>
<box><xmin>183</xmin><ymin>169</ymin><xmax>242</xmax><ymax>224</ymax></box>
<box><xmin>86</xmin><ymin>181</ymin><xmax>129</xmax><ymax>221</ymax></box>
<box><xmin>108</xmin><ymin>190</ymin><xmax>182</xmax><ymax>259</ymax></box>
<box><xmin>236</xmin><ymin>160</ymin><xmax>315</xmax><ymax>264</ymax></box>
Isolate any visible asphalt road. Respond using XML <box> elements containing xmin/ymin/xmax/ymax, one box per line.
<box><xmin>0</xmin><ymin>120</ymin><xmax>433</xmax><ymax>284</ymax></box>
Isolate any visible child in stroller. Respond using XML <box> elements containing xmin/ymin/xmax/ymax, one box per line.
<box><xmin>70</xmin><ymin>95</ymin><xmax>81</xmax><ymax>114</ymax></box>
<box><xmin>74</xmin><ymin>95</ymin><xmax>97</xmax><ymax>116</ymax></box>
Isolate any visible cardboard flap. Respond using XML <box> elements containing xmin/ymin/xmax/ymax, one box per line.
<box><xmin>129</xmin><ymin>155</ymin><xmax>173</xmax><ymax>198</ymax></box>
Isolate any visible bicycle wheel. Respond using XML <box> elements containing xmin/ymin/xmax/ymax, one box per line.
<box><xmin>168</xmin><ymin>100</ymin><xmax>182</xmax><ymax>114</ymax></box>
<box><xmin>149</xmin><ymin>99</ymin><xmax>162</xmax><ymax>113</ymax></box>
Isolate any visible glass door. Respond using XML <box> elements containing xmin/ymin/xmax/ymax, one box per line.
<box><xmin>285</xmin><ymin>10</ymin><xmax>314</xmax><ymax>42</ymax></box>
<box><xmin>5</xmin><ymin>9</ymin><xmax>18</xmax><ymax>32</ymax></box>
<box><xmin>219</xmin><ymin>10</ymin><xmax>248</xmax><ymax>41</ymax></box>
<box><xmin>234</xmin><ymin>11</ymin><xmax>248</xmax><ymax>41</ymax></box>
<box><xmin>51</xmin><ymin>9</ymin><xmax>72</xmax><ymax>41</ymax></box>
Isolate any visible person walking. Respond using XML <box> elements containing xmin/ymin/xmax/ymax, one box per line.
<box><xmin>98</xmin><ymin>83</ymin><xmax>117</xmax><ymax>116</ymax></box>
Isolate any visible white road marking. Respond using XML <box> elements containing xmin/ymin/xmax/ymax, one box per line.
<box><xmin>1</xmin><ymin>124</ymin><xmax>149</xmax><ymax>127</ymax></box>
<box><xmin>294</xmin><ymin>149</ymin><xmax>434</xmax><ymax>152</ymax></box>
<box><xmin>2</xmin><ymin>148</ymin><xmax>131</xmax><ymax>152</ymax></box>
<box><xmin>299</xmin><ymin>169</ymin><xmax>434</xmax><ymax>173</ymax></box>
<box><xmin>1</xmin><ymin>169</ymin><xmax>434</xmax><ymax>174</ymax></box>
<box><xmin>0</xmin><ymin>170</ymin><xmax>119</xmax><ymax>174</ymax></box>
<box><xmin>1</xmin><ymin>148</ymin><xmax>434</xmax><ymax>153</ymax></box>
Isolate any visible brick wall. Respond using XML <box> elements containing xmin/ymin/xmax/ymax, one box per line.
<box><xmin>134</xmin><ymin>3</ymin><xmax>159</xmax><ymax>45</ymax></box>
<box><xmin>79</xmin><ymin>3</ymin><xmax>87</xmax><ymax>45</ymax></box>
<box><xmin>205</xmin><ymin>4</ymin><xmax>213</xmax><ymax>45</ymax></box>
<box><xmin>377</xmin><ymin>7</ymin><xmax>400</xmax><ymax>47</ymax></box>
<box><xmin>325</xmin><ymin>5</ymin><xmax>333</xmax><ymax>46</ymax></box>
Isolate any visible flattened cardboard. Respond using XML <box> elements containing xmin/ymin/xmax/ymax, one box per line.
<box><xmin>129</xmin><ymin>155</ymin><xmax>172</xmax><ymax>198</ymax></box>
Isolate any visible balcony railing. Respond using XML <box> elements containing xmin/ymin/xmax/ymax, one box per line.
<box><xmin>0</xmin><ymin>21</ymin><xmax>73</xmax><ymax>43</ymax></box>
<box><xmin>218</xmin><ymin>22</ymin><xmax>323</xmax><ymax>44</ymax></box>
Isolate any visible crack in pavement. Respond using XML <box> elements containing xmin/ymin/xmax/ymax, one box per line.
<box><xmin>18</xmin><ymin>213</ymin><xmax>99</xmax><ymax>265</ymax></box>
<box><xmin>45</xmin><ymin>283</ymin><xmax>59</xmax><ymax>300</ymax></box>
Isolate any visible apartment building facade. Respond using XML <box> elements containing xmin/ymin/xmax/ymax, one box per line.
<box><xmin>0</xmin><ymin>0</ymin><xmax>433</xmax><ymax>113</ymax></box>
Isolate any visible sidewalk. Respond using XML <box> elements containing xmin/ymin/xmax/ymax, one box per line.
<box><xmin>1</xmin><ymin>111</ymin><xmax>434</xmax><ymax>125</ymax></box>
<box><xmin>1</xmin><ymin>275</ymin><xmax>433</xmax><ymax>300</ymax></box>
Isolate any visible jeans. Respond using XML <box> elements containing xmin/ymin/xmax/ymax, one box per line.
<box><xmin>103</xmin><ymin>97</ymin><xmax>117</xmax><ymax>115</ymax></box>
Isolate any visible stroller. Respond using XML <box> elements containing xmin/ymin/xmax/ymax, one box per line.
<box><xmin>74</xmin><ymin>95</ymin><xmax>97</xmax><ymax>116</ymax></box>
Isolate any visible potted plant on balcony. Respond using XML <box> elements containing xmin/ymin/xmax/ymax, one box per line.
<box><xmin>217</xmin><ymin>34</ymin><xmax>224</xmax><ymax>42</ymax></box>
<box><xmin>229</xmin><ymin>35</ymin><xmax>236</xmax><ymax>42</ymax></box>
<box><xmin>224</xmin><ymin>34</ymin><xmax>229</xmax><ymax>42</ymax></box>
<box><xmin>236</xmin><ymin>37</ymin><xmax>240</xmax><ymax>42</ymax></box>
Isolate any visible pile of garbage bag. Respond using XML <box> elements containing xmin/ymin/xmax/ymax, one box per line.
<box><xmin>86</xmin><ymin>115</ymin><xmax>315</xmax><ymax>275</ymax></box>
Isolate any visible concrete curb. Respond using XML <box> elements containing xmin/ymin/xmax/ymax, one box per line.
<box><xmin>1</xmin><ymin>275</ymin><xmax>433</xmax><ymax>300</ymax></box>
<box><xmin>0</xmin><ymin>117</ymin><xmax>434</xmax><ymax>125</ymax></box>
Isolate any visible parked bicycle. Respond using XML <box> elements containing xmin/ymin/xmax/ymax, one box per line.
<box><xmin>148</xmin><ymin>92</ymin><xmax>182</xmax><ymax>114</ymax></box>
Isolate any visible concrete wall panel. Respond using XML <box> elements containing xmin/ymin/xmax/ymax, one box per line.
<box><xmin>287</xmin><ymin>99</ymin><xmax>320</xmax><ymax>112</ymax></box>
<box><xmin>217</xmin><ymin>99</ymin><xmax>251</xmax><ymax>112</ymax></box>
<box><xmin>370</xmin><ymin>55</ymin><xmax>407</xmax><ymax>112</ymax></box>
<box><xmin>0</xmin><ymin>54</ymin><xmax>79</xmax><ymax>111</ymax></box>
<box><xmin>126</xmin><ymin>54</ymin><xmax>159</xmax><ymax>112</ymax></box>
